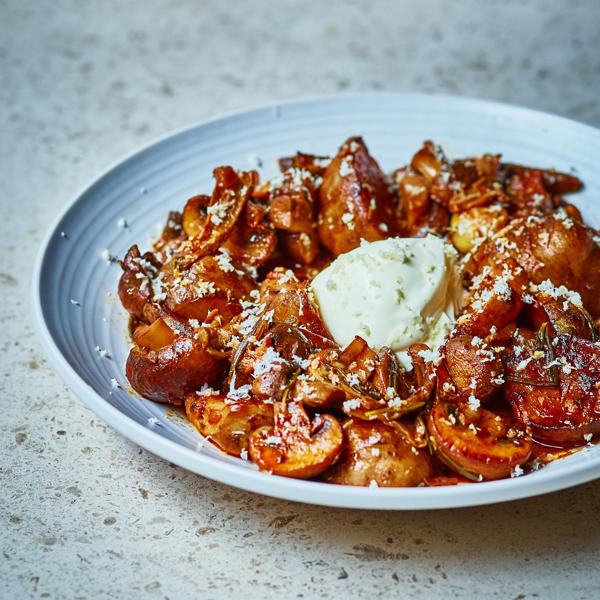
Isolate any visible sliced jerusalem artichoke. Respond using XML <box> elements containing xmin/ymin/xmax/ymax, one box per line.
<box><xmin>503</xmin><ymin>331</ymin><xmax>600</xmax><ymax>444</ymax></box>
<box><xmin>449</xmin><ymin>204</ymin><xmax>508</xmax><ymax>253</ymax></box>
<box><xmin>182</xmin><ymin>195</ymin><xmax>211</xmax><ymax>238</ymax></box>
<box><xmin>249</xmin><ymin>401</ymin><xmax>343</xmax><ymax>479</ymax></box>
<box><xmin>427</xmin><ymin>402</ymin><xmax>532</xmax><ymax>480</ymax></box>
<box><xmin>279</xmin><ymin>230</ymin><xmax>320</xmax><ymax>264</ymax></box>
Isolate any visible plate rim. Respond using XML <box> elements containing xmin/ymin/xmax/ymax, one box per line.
<box><xmin>31</xmin><ymin>91</ymin><xmax>600</xmax><ymax>510</ymax></box>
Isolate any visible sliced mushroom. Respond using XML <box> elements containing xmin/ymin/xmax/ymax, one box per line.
<box><xmin>323</xmin><ymin>419</ymin><xmax>432</xmax><ymax>487</ymax></box>
<box><xmin>249</xmin><ymin>401</ymin><xmax>343</xmax><ymax>479</ymax></box>
<box><xmin>185</xmin><ymin>392</ymin><xmax>273</xmax><ymax>456</ymax></box>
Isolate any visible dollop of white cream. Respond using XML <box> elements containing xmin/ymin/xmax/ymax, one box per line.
<box><xmin>310</xmin><ymin>236</ymin><xmax>463</xmax><ymax>369</ymax></box>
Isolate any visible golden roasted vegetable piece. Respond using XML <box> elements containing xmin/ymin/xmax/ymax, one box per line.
<box><xmin>182</xmin><ymin>195</ymin><xmax>211</xmax><ymax>238</ymax></box>
<box><xmin>258</xmin><ymin>269</ymin><xmax>332</xmax><ymax>340</ymax></box>
<box><xmin>504</xmin><ymin>331</ymin><xmax>600</xmax><ymax>444</ymax></box>
<box><xmin>126</xmin><ymin>328</ymin><xmax>227</xmax><ymax>404</ymax></box>
<box><xmin>185</xmin><ymin>392</ymin><xmax>273</xmax><ymax>457</ymax></box>
<box><xmin>455</xmin><ymin>279</ymin><xmax>524</xmax><ymax>340</ymax></box>
<box><xmin>323</xmin><ymin>419</ymin><xmax>432</xmax><ymax>487</ymax></box>
<box><xmin>466</xmin><ymin>213</ymin><xmax>600</xmax><ymax>318</ymax></box>
<box><xmin>249</xmin><ymin>400</ymin><xmax>343</xmax><ymax>479</ymax></box>
<box><xmin>118</xmin><ymin>245</ymin><xmax>161</xmax><ymax>320</ymax></box>
<box><xmin>162</xmin><ymin>253</ymin><xmax>255</xmax><ymax>323</ymax></box>
<box><xmin>278</xmin><ymin>152</ymin><xmax>329</xmax><ymax>177</ymax></box>
<box><xmin>503</xmin><ymin>163</ymin><xmax>582</xmax><ymax>216</ymax></box>
<box><xmin>132</xmin><ymin>316</ymin><xmax>178</xmax><ymax>351</ymax></box>
<box><xmin>503</xmin><ymin>163</ymin><xmax>582</xmax><ymax>196</ymax></box>
<box><xmin>269</xmin><ymin>187</ymin><xmax>315</xmax><ymax>233</ymax></box>
<box><xmin>222</xmin><ymin>201</ymin><xmax>277</xmax><ymax>266</ymax></box>
<box><xmin>279</xmin><ymin>230</ymin><xmax>320</xmax><ymax>265</ymax></box>
<box><xmin>449</xmin><ymin>204</ymin><xmax>508</xmax><ymax>253</ymax></box>
<box><xmin>521</xmin><ymin>290</ymin><xmax>597</xmax><ymax>341</ymax></box>
<box><xmin>175</xmin><ymin>166</ymin><xmax>257</xmax><ymax>266</ymax></box>
<box><xmin>154</xmin><ymin>211</ymin><xmax>186</xmax><ymax>259</ymax></box>
<box><xmin>235</xmin><ymin>322</ymin><xmax>317</xmax><ymax>403</ymax></box>
<box><xmin>427</xmin><ymin>402</ymin><xmax>532</xmax><ymax>480</ymax></box>
<box><xmin>318</xmin><ymin>137</ymin><xmax>397</xmax><ymax>255</ymax></box>
<box><xmin>441</xmin><ymin>336</ymin><xmax>504</xmax><ymax>405</ymax></box>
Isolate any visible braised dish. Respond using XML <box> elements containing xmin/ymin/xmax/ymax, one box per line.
<box><xmin>118</xmin><ymin>137</ymin><xmax>600</xmax><ymax>486</ymax></box>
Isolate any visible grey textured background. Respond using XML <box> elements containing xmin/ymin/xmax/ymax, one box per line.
<box><xmin>2</xmin><ymin>1</ymin><xmax>600</xmax><ymax>598</ymax></box>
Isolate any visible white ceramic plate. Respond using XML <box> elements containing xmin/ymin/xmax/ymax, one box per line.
<box><xmin>32</xmin><ymin>93</ymin><xmax>600</xmax><ymax>509</ymax></box>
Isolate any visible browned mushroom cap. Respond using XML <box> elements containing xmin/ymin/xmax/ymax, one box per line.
<box><xmin>126</xmin><ymin>328</ymin><xmax>227</xmax><ymax>405</ymax></box>
<box><xmin>503</xmin><ymin>164</ymin><xmax>582</xmax><ymax>196</ymax></box>
<box><xmin>258</xmin><ymin>269</ymin><xmax>332</xmax><ymax>340</ymax></box>
<box><xmin>222</xmin><ymin>201</ymin><xmax>277</xmax><ymax>266</ymax></box>
<box><xmin>118</xmin><ymin>245</ymin><xmax>161</xmax><ymax>321</ymax></box>
<box><xmin>182</xmin><ymin>195</ymin><xmax>211</xmax><ymax>238</ymax></box>
<box><xmin>427</xmin><ymin>402</ymin><xmax>532</xmax><ymax>481</ymax></box>
<box><xmin>174</xmin><ymin>166</ymin><xmax>258</xmax><ymax>268</ymax></box>
<box><xmin>185</xmin><ymin>392</ymin><xmax>273</xmax><ymax>457</ymax></box>
<box><xmin>278</xmin><ymin>152</ymin><xmax>329</xmax><ymax>177</ymax></box>
<box><xmin>249</xmin><ymin>402</ymin><xmax>343</xmax><ymax>479</ymax></box>
<box><xmin>323</xmin><ymin>419</ymin><xmax>432</xmax><ymax>487</ymax></box>
<box><xmin>279</xmin><ymin>230</ymin><xmax>320</xmax><ymax>265</ymax></box>
<box><xmin>318</xmin><ymin>137</ymin><xmax>397</xmax><ymax>256</ymax></box>
<box><xmin>521</xmin><ymin>290</ymin><xmax>597</xmax><ymax>341</ymax></box>
<box><xmin>161</xmin><ymin>253</ymin><xmax>255</xmax><ymax>323</ymax></box>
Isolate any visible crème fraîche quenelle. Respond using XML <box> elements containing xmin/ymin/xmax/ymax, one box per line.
<box><xmin>310</xmin><ymin>236</ymin><xmax>463</xmax><ymax>369</ymax></box>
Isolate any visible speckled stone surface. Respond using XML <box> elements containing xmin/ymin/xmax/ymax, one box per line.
<box><xmin>2</xmin><ymin>1</ymin><xmax>600</xmax><ymax>598</ymax></box>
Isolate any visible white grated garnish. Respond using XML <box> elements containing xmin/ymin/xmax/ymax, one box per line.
<box><xmin>206</xmin><ymin>200</ymin><xmax>231</xmax><ymax>226</ymax></box>
<box><xmin>417</xmin><ymin>347</ymin><xmax>442</xmax><ymax>366</ymax></box>
<box><xmin>253</xmin><ymin>347</ymin><xmax>284</xmax><ymax>377</ymax></box>
<box><xmin>343</xmin><ymin>398</ymin><xmax>361</xmax><ymax>411</ymax></box>
<box><xmin>341</xmin><ymin>212</ymin><xmax>355</xmax><ymax>231</ymax></box>
<box><xmin>228</xmin><ymin>383</ymin><xmax>252</xmax><ymax>401</ymax></box>
<box><xmin>511</xmin><ymin>465</ymin><xmax>524</xmax><ymax>478</ymax></box>
<box><xmin>467</xmin><ymin>395</ymin><xmax>480</xmax><ymax>410</ymax></box>
<box><xmin>95</xmin><ymin>345</ymin><xmax>110</xmax><ymax>359</ymax></box>
<box><xmin>196</xmin><ymin>384</ymin><xmax>219</xmax><ymax>397</ymax></box>
<box><xmin>339</xmin><ymin>156</ymin><xmax>354</xmax><ymax>177</ymax></box>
